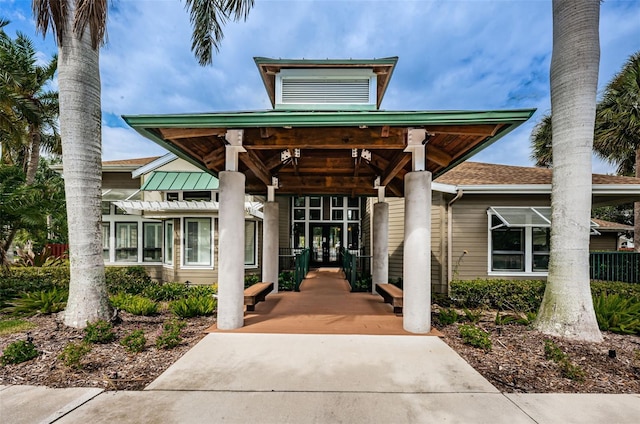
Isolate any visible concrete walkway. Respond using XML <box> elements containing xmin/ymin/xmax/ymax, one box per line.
<box><xmin>3</xmin><ymin>333</ymin><xmax>639</xmax><ymax>423</ymax></box>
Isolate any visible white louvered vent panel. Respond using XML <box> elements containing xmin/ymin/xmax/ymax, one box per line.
<box><xmin>281</xmin><ymin>79</ymin><xmax>370</xmax><ymax>104</ymax></box>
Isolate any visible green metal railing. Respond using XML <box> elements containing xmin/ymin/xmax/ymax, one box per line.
<box><xmin>342</xmin><ymin>248</ymin><xmax>357</xmax><ymax>286</ymax></box>
<box><xmin>590</xmin><ymin>252</ymin><xmax>640</xmax><ymax>284</ymax></box>
<box><xmin>293</xmin><ymin>248</ymin><xmax>310</xmax><ymax>291</ymax></box>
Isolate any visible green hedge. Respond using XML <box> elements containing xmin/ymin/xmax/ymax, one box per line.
<box><xmin>0</xmin><ymin>266</ymin><xmax>156</xmax><ymax>306</ymax></box>
<box><xmin>450</xmin><ymin>279</ymin><xmax>640</xmax><ymax>312</ymax></box>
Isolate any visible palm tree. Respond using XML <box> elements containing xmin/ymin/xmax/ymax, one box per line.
<box><xmin>0</xmin><ymin>24</ymin><xmax>59</xmax><ymax>183</ymax></box>
<box><xmin>531</xmin><ymin>51</ymin><xmax>640</xmax><ymax>251</ymax></box>
<box><xmin>593</xmin><ymin>52</ymin><xmax>640</xmax><ymax>251</ymax></box>
<box><xmin>534</xmin><ymin>0</ymin><xmax>603</xmax><ymax>342</ymax></box>
<box><xmin>31</xmin><ymin>0</ymin><xmax>254</xmax><ymax>328</ymax></box>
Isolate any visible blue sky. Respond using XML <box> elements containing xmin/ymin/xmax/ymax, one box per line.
<box><xmin>2</xmin><ymin>0</ymin><xmax>639</xmax><ymax>173</ymax></box>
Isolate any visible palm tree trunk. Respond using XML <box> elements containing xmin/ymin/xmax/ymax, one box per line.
<box><xmin>26</xmin><ymin>125</ymin><xmax>41</xmax><ymax>185</ymax></box>
<box><xmin>58</xmin><ymin>2</ymin><xmax>110</xmax><ymax>328</ymax></box>
<box><xmin>635</xmin><ymin>148</ymin><xmax>640</xmax><ymax>252</ymax></box>
<box><xmin>535</xmin><ymin>0</ymin><xmax>602</xmax><ymax>342</ymax></box>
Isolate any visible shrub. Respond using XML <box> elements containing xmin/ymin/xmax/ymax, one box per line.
<box><xmin>5</xmin><ymin>288</ymin><xmax>68</xmax><ymax>316</ymax></box>
<box><xmin>110</xmin><ymin>293</ymin><xmax>158</xmax><ymax>316</ymax></box>
<box><xmin>544</xmin><ymin>339</ymin><xmax>585</xmax><ymax>382</ymax></box>
<box><xmin>105</xmin><ymin>266</ymin><xmax>155</xmax><ymax>295</ymax></box>
<box><xmin>458</xmin><ymin>324</ymin><xmax>492</xmax><ymax>351</ymax></box>
<box><xmin>437</xmin><ymin>308</ymin><xmax>459</xmax><ymax>325</ymax></box>
<box><xmin>351</xmin><ymin>274</ymin><xmax>372</xmax><ymax>292</ymax></box>
<box><xmin>59</xmin><ymin>342</ymin><xmax>91</xmax><ymax>368</ymax></box>
<box><xmin>278</xmin><ymin>271</ymin><xmax>295</xmax><ymax>291</ymax></box>
<box><xmin>84</xmin><ymin>320</ymin><xmax>116</xmax><ymax>344</ymax></box>
<box><xmin>171</xmin><ymin>295</ymin><xmax>216</xmax><ymax>318</ymax></box>
<box><xmin>593</xmin><ymin>293</ymin><xmax>640</xmax><ymax>335</ymax></box>
<box><xmin>494</xmin><ymin>311</ymin><xmax>520</xmax><ymax>326</ymax></box>
<box><xmin>156</xmin><ymin>320</ymin><xmax>186</xmax><ymax>349</ymax></box>
<box><xmin>244</xmin><ymin>274</ymin><xmax>260</xmax><ymax>288</ymax></box>
<box><xmin>462</xmin><ymin>308</ymin><xmax>482</xmax><ymax>323</ymax></box>
<box><xmin>142</xmin><ymin>282</ymin><xmax>190</xmax><ymax>301</ymax></box>
<box><xmin>0</xmin><ymin>266</ymin><xmax>69</xmax><ymax>305</ymax></box>
<box><xmin>1</xmin><ymin>339</ymin><xmax>39</xmax><ymax>365</ymax></box>
<box><xmin>450</xmin><ymin>279</ymin><xmax>544</xmax><ymax>312</ymax></box>
<box><xmin>188</xmin><ymin>285</ymin><xmax>217</xmax><ymax>298</ymax></box>
<box><xmin>121</xmin><ymin>329</ymin><xmax>146</xmax><ymax>353</ymax></box>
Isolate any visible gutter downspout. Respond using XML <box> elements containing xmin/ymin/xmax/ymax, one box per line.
<box><xmin>447</xmin><ymin>189</ymin><xmax>464</xmax><ymax>293</ymax></box>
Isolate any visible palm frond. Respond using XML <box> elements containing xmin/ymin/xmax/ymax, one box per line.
<box><xmin>32</xmin><ymin>0</ymin><xmax>69</xmax><ymax>46</ymax></box>
<box><xmin>74</xmin><ymin>0</ymin><xmax>108</xmax><ymax>49</ymax></box>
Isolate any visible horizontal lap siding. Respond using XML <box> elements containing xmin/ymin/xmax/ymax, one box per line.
<box><xmin>589</xmin><ymin>233</ymin><xmax>618</xmax><ymax>251</ymax></box>
<box><xmin>278</xmin><ymin>197</ymin><xmax>291</xmax><ymax>248</ymax></box>
<box><xmin>451</xmin><ymin>195</ymin><xmax>549</xmax><ymax>281</ymax></box>
<box><xmin>387</xmin><ymin>198</ymin><xmax>405</xmax><ymax>283</ymax></box>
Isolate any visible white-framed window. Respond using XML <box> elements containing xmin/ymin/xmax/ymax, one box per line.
<box><xmin>102</xmin><ymin>223</ymin><xmax>110</xmax><ymax>260</ymax></box>
<box><xmin>488</xmin><ymin>207</ymin><xmax>551</xmax><ymax>275</ymax></box>
<box><xmin>164</xmin><ymin>220</ymin><xmax>174</xmax><ymax>266</ymax></box>
<box><xmin>115</xmin><ymin>222</ymin><xmax>138</xmax><ymax>262</ymax></box>
<box><xmin>183</xmin><ymin>217</ymin><xmax>213</xmax><ymax>267</ymax></box>
<box><xmin>143</xmin><ymin>222</ymin><xmax>162</xmax><ymax>262</ymax></box>
<box><xmin>245</xmin><ymin>220</ymin><xmax>257</xmax><ymax>267</ymax></box>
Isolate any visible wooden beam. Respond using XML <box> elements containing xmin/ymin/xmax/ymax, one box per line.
<box><xmin>203</xmin><ymin>145</ymin><xmax>225</xmax><ymax>165</ymax></box>
<box><xmin>381</xmin><ymin>126</ymin><xmax>390</xmax><ymax>137</ymax></box>
<box><xmin>381</xmin><ymin>151</ymin><xmax>411</xmax><ymax>186</ymax></box>
<box><xmin>423</xmin><ymin>124</ymin><xmax>500</xmax><ymax>137</ymax></box>
<box><xmin>260</xmin><ymin>127</ymin><xmax>275</xmax><ymax>138</ymax></box>
<box><xmin>239</xmin><ymin>149</ymin><xmax>271</xmax><ymax>186</ymax></box>
<box><xmin>427</xmin><ymin>144</ymin><xmax>453</xmax><ymax>167</ymax></box>
<box><xmin>243</xmin><ymin>127</ymin><xmax>406</xmax><ymax>149</ymax></box>
<box><xmin>159</xmin><ymin>128</ymin><xmax>226</xmax><ymax>140</ymax></box>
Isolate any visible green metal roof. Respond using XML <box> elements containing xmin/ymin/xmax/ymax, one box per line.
<box><xmin>123</xmin><ymin>109</ymin><xmax>535</xmax><ymax>129</ymax></box>
<box><xmin>141</xmin><ymin>172</ymin><xmax>219</xmax><ymax>191</ymax></box>
<box><xmin>253</xmin><ymin>57</ymin><xmax>399</xmax><ymax>66</ymax></box>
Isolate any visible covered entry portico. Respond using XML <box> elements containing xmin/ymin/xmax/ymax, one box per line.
<box><xmin>123</xmin><ymin>57</ymin><xmax>534</xmax><ymax>333</ymax></box>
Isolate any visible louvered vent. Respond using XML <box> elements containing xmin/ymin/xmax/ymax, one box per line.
<box><xmin>281</xmin><ymin>78</ymin><xmax>370</xmax><ymax>105</ymax></box>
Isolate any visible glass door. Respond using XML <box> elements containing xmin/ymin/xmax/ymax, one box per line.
<box><xmin>310</xmin><ymin>224</ymin><xmax>342</xmax><ymax>266</ymax></box>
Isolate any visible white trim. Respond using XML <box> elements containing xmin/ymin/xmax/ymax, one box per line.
<box><xmin>181</xmin><ymin>216</ymin><xmax>215</xmax><ymax>269</ymax></box>
<box><xmin>244</xmin><ymin>220</ymin><xmax>259</xmax><ymax>269</ymax></box>
<box><xmin>132</xmin><ymin>153</ymin><xmax>177</xmax><ymax>178</ymax></box>
<box><xmin>451</xmin><ymin>183</ymin><xmax>640</xmax><ymax>195</ymax></box>
<box><xmin>432</xmin><ymin>182</ymin><xmax>457</xmax><ymax>194</ymax></box>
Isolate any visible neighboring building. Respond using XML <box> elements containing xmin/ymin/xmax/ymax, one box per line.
<box><xmin>99</xmin><ymin>154</ymin><xmax>263</xmax><ymax>284</ymax></box>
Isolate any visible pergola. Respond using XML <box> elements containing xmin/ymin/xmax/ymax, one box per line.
<box><xmin>123</xmin><ymin>58</ymin><xmax>534</xmax><ymax>334</ymax></box>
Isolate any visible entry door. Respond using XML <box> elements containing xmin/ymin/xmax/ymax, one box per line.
<box><xmin>310</xmin><ymin>224</ymin><xmax>342</xmax><ymax>266</ymax></box>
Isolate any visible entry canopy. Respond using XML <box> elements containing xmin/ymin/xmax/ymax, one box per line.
<box><xmin>124</xmin><ymin>109</ymin><xmax>535</xmax><ymax>197</ymax></box>
<box><xmin>490</xmin><ymin>207</ymin><xmax>599</xmax><ymax>229</ymax></box>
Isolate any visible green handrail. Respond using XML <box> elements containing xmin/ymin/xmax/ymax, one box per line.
<box><xmin>294</xmin><ymin>248</ymin><xmax>310</xmax><ymax>291</ymax></box>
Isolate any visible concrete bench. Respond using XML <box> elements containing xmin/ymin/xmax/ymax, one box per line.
<box><xmin>375</xmin><ymin>283</ymin><xmax>403</xmax><ymax>314</ymax></box>
<box><xmin>244</xmin><ymin>282</ymin><xmax>274</xmax><ymax>311</ymax></box>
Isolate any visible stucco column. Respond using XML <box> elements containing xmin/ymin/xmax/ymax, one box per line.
<box><xmin>217</xmin><ymin>171</ymin><xmax>246</xmax><ymax>330</ymax></box>
<box><xmin>403</xmin><ymin>171</ymin><xmax>432</xmax><ymax>334</ymax></box>
<box><xmin>262</xmin><ymin>201</ymin><xmax>279</xmax><ymax>292</ymax></box>
<box><xmin>372</xmin><ymin>201</ymin><xmax>389</xmax><ymax>293</ymax></box>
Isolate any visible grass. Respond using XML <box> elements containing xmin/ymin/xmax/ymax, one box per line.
<box><xmin>0</xmin><ymin>318</ymin><xmax>37</xmax><ymax>336</ymax></box>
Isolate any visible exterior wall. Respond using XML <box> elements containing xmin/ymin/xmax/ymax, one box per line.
<box><xmin>589</xmin><ymin>232</ymin><xmax>619</xmax><ymax>252</ymax></box>
<box><xmin>385</xmin><ymin>193</ymin><xmax>446</xmax><ymax>293</ymax></box>
<box><xmin>103</xmin><ymin>172</ymin><xmax>140</xmax><ymax>189</ymax></box>
<box><xmin>450</xmin><ymin>194</ymin><xmax>550</xmax><ymax>281</ymax></box>
<box><xmin>277</xmin><ymin>196</ymin><xmax>291</xmax><ymax>249</ymax></box>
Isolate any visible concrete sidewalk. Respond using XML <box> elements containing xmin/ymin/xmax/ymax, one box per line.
<box><xmin>3</xmin><ymin>333</ymin><xmax>639</xmax><ymax>423</ymax></box>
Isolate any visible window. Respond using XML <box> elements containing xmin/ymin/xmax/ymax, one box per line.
<box><xmin>102</xmin><ymin>223</ymin><xmax>110</xmax><ymax>260</ymax></box>
<box><xmin>166</xmin><ymin>192</ymin><xmax>179</xmax><ymax>201</ymax></box>
<box><xmin>101</xmin><ymin>202</ymin><xmax>111</xmax><ymax>215</ymax></box>
<box><xmin>347</xmin><ymin>223</ymin><xmax>359</xmax><ymax>250</ymax></box>
<box><xmin>183</xmin><ymin>191</ymin><xmax>212</xmax><ymax>201</ymax></box>
<box><xmin>489</xmin><ymin>209</ymin><xmax>551</xmax><ymax>274</ymax></box>
<box><xmin>245</xmin><ymin>221</ymin><xmax>257</xmax><ymax>266</ymax></box>
<box><xmin>293</xmin><ymin>223</ymin><xmax>305</xmax><ymax>248</ymax></box>
<box><xmin>184</xmin><ymin>218</ymin><xmax>212</xmax><ymax>266</ymax></box>
<box><xmin>115</xmin><ymin>222</ymin><xmax>138</xmax><ymax>262</ymax></box>
<box><xmin>491</xmin><ymin>216</ymin><xmax>524</xmax><ymax>271</ymax></box>
<box><xmin>143</xmin><ymin>222</ymin><xmax>162</xmax><ymax>262</ymax></box>
<box><xmin>164</xmin><ymin>221</ymin><xmax>173</xmax><ymax>265</ymax></box>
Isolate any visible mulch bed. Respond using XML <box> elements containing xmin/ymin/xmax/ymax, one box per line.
<box><xmin>1</xmin><ymin>311</ymin><xmax>639</xmax><ymax>392</ymax></box>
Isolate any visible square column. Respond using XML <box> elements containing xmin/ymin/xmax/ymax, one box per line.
<box><xmin>262</xmin><ymin>201</ymin><xmax>279</xmax><ymax>292</ymax></box>
<box><xmin>217</xmin><ymin>171</ymin><xmax>246</xmax><ymax>330</ymax></box>
<box><xmin>372</xmin><ymin>201</ymin><xmax>389</xmax><ymax>293</ymax></box>
<box><xmin>403</xmin><ymin>171</ymin><xmax>432</xmax><ymax>333</ymax></box>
